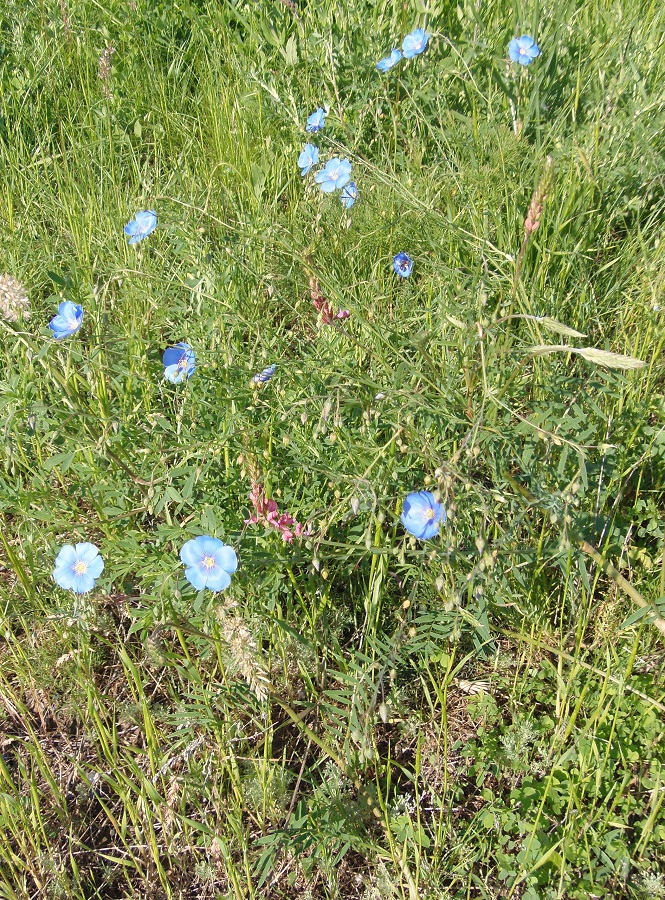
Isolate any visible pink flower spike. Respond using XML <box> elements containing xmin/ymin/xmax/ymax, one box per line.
<box><xmin>247</xmin><ymin>479</ymin><xmax>304</xmax><ymax>542</ymax></box>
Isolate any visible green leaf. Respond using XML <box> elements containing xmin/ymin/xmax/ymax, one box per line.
<box><xmin>43</xmin><ymin>450</ymin><xmax>76</xmax><ymax>472</ymax></box>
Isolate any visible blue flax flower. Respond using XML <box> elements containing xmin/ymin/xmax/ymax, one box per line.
<box><xmin>298</xmin><ymin>143</ymin><xmax>319</xmax><ymax>176</ymax></box>
<box><xmin>53</xmin><ymin>542</ymin><xmax>104</xmax><ymax>593</ymax></box>
<box><xmin>163</xmin><ymin>342</ymin><xmax>196</xmax><ymax>384</ymax></box>
<box><xmin>402</xmin><ymin>28</ymin><xmax>430</xmax><ymax>59</ymax></box>
<box><xmin>508</xmin><ymin>35</ymin><xmax>540</xmax><ymax>66</ymax></box>
<box><xmin>377</xmin><ymin>49</ymin><xmax>402</xmax><ymax>72</ymax></box>
<box><xmin>306</xmin><ymin>108</ymin><xmax>326</xmax><ymax>133</ymax></box>
<box><xmin>341</xmin><ymin>182</ymin><xmax>358</xmax><ymax>209</ymax></box>
<box><xmin>180</xmin><ymin>536</ymin><xmax>238</xmax><ymax>591</ymax></box>
<box><xmin>124</xmin><ymin>210</ymin><xmax>157</xmax><ymax>245</ymax></box>
<box><xmin>49</xmin><ymin>301</ymin><xmax>83</xmax><ymax>340</ymax></box>
<box><xmin>401</xmin><ymin>491</ymin><xmax>446</xmax><ymax>540</ymax></box>
<box><xmin>252</xmin><ymin>364</ymin><xmax>276</xmax><ymax>384</ymax></box>
<box><xmin>315</xmin><ymin>158</ymin><xmax>352</xmax><ymax>193</ymax></box>
<box><xmin>393</xmin><ymin>252</ymin><xmax>413</xmax><ymax>278</ymax></box>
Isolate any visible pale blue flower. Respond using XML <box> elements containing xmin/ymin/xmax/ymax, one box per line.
<box><xmin>402</xmin><ymin>28</ymin><xmax>430</xmax><ymax>59</ymax></box>
<box><xmin>53</xmin><ymin>542</ymin><xmax>104</xmax><ymax>593</ymax></box>
<box><xmin>252</xmin><ymin>364</ymin><xmax>276</xmax><ymax>384</ymax></box>
<box><xmin>341</xmin><ymin>182</ymin><xmax>358</xmax><ymax>209</ymax></box>
<box><xmin>298</xmin><ymin>143</ymin><xmax>319</xmax><ymax>176</ymax></box>
<box><xmin>393</xmin><ymin>252</ymin><xmax>413</xmax><ymax>278</ymax></box>
<box><xmin>49</xmin><ymin>301</ymin><xmax>83</xmax><ymax>340</ymax></box>
<box><xmin>508</xmin><ymin>35</ymin><xmax>540</xmax><ymax>66</ymax></box>
<box><xmin>315</xmin><ymin>158</ymin><xmax>352</xmax><ymax>193</ymax></box>
<box><xmin>401</xmin><ymin>491</ymin><xmax>446</xmax><ymax>540</ymax></box>
<box><xmin>163</xmin><ymin>342</ymin><xmax>196</xmax><ymax>384</ymax></box>
<box><xmin>306</xmin><ymin>108</ymin><xmax>326</xmax><ymax>133</ymax></box>
<box><xmin>180</xmin><ymin>536</ymin><xmax>238</xmax><ymax>591</ymax></box>
<box><xmin>124</xmin><ymin>210</ymin><xmax>157</xmax><ymax>245</ymax></box>
<box><xmin>377</xmin><ymin>49</ymin><xmax>402</xmax><ymax>72</ymax></box>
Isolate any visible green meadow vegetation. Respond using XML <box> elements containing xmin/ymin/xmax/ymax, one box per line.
<box><xmin>1</xmin><ymin>0</ymin><xmax>665</xmax><ymax>896</ymax></box>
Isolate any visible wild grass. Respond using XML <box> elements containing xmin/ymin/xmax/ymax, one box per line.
<box><xmin>0</xmin><ymin>0</ymin><xmax>664</xmax><ymax>897</ymax></box>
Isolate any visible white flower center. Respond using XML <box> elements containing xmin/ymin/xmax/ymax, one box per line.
<box><xmin>202</xmin><ymin>555</ymin><xmax>216</xmax><ymax>570</ymax></box>
<box><xmin>425</xmin><ymin>508</ymin><xmax>435</xmax><ymax>520</ymax></box>
<box><xmin>74</xmin><ymin>560</ymin><xmax>88</xmax><ymax>575</ymax></box>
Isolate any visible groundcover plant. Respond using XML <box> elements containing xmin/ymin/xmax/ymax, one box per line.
<box><xmin>1</xmin><ymin>0</ymin><xmax>664</xmax><ymax>897</ymax></box>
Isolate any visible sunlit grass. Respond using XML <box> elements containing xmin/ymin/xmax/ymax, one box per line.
<box><xmin>1</xmin><ymin>0</ymin><xmax>664</xmax><ymax>896</ymax></box>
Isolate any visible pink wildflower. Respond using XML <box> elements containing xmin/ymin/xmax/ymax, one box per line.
<box><xmin>310</xmin><ymin>277</ymin><xmax>349</xmax><ymax>325</ymax></box>
<box><xmin>246</xmin><ymin>482</ymin><xmax>304</xmax><ymax>543</ymax></box>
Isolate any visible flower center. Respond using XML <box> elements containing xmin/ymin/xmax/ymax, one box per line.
<box><xmin>73</xmin><ymin>560</ymin><xmax>88</xmax><ymax>575</ymax></box>
<box><xmin>202</xmin><ymin>555</ymin><xmax>216</xmax><ymax>570</ymax></box>
<box><xmin>425</xmin><ymin>508</ymin><xmax>435</xmax><ymax>520</ymax></box>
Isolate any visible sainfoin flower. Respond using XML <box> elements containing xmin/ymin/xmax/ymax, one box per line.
<box><xmin>252</xmin><ymin>364</ymin><xmax>276</xmax><ymax>384</ymax></box>
<box><xmin>508</xmin><ymin>35</ymin><xmax>540</xmax><ymax>66</ymax></box>
<box><xmin>180</xmin><ymin>536</ymin><xmax>238</xmax><ymax>591</ymax></box>
<box><xmin>401</xmin><ymin>491</ymin><xmax>446</xmax><ymax>540</ymax></box>
<box><xmin>246</xmin><ymin>482</ymin><xmax>304</xmax><ymax>543</ymax></box>
<box><xmin>341</xmin><ymin>181</ymin><xmax>358</xmax><ymax>208</ymax></box>
<box><xmin>393</xmin><ymin>252</ymin><xmax>413</xmax><ymax>278</ymax></box>
<box><xmin>49</xmin><ymin>301</ymin><xmax>83</xmax><ymax>339</ymax></box>
<box><xmin>377</xmin><ymin>49</ymin><xmax>402</xmax><ymax>71</ymax></box>
<box><xmin>163</xmin><ymin>342</ymin><xmax>196</xmax><ymax>383</ymax></box>
<box><xmin>402</xmin><ymin>28</ymin><xmax>430</xmax><ymax>58</ymax></box>
<box><xmin>124</xmin><ymin>210</ymin><xmax>157</xmax><ymax>244</ymax></box>
<box><xmin>298</xmin><ymin>143</ymin><xmax>319</xmax><ymax>176</ymax></box>
<box><xmin>310</xmin><ymin>277</ymin><xmax>350</xmax><ymax>324</ymax></box>
<box><xmin>306</xmin><ymin>107</ymin><xmax>326</xmax><ymax>133</ymax></box>
<box><xmin>315</xmin><ymin>158</ymin><xmax>352</xmax><ymax>193</ymax></box>
<box><xmin>53</xmin><ymin>543</ymin><xmax>104</xmax><ymax>593</ymax></box>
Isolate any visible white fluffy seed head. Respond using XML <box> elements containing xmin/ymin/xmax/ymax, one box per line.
<box><xmin>0</xmin><ymin>275</ymin><xmax>30</xmax><ymax>322</ymax></box>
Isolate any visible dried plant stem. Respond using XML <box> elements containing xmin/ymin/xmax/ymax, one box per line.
<box><xmin>579</xmin><ymin>541</ymin><xmax>665</xmax><ymax>638</ymax></box>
